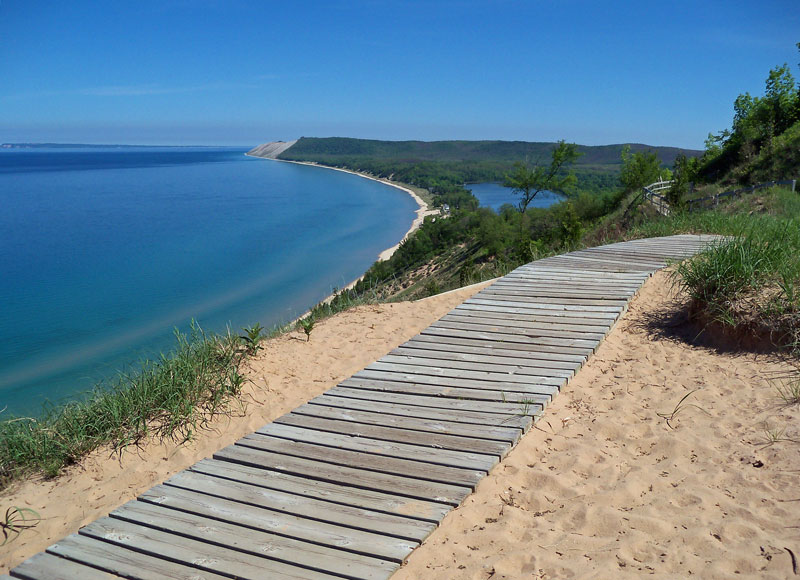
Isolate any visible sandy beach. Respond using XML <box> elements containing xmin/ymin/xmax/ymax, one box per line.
<box><xmin>246</xmin><ymin>152</ymin><xmax>440</xmax><ymax>263</ymax></box>
<box><xmin>2</xmin><ymin>271</ymin><xmax>799</xmax><ymax>577</ymax></box>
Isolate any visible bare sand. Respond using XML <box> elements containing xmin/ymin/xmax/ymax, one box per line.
<box><xmin>394</xmin><ymin>270</ymin><xmax>800</xmax><ymax>580</ymax></box>
<box><xmin>0</xmin><ymin>281</ymin><xmax>491</xmax><ymax>573</ymax></box>
<box><xmin>3</xmin><ymin>272</ymin><xmax>799</xmax><ymax>578</ymax></box>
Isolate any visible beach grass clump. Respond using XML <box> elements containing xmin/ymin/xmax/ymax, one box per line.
<box><xmin>670</xmin><ymin>215</ymin><xmax>800</xmax><ymax>349</ymax></box>
<box><xmin>0</xmin><ymin>322</ymin><xmax>246</xmax><ymax>489</ymax></box>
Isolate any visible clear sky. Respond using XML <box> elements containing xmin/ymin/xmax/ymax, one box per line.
<box><xmin>1</xmin><ymin>1</ymin><xmax>798</xmax><ymax>148</ymax></box>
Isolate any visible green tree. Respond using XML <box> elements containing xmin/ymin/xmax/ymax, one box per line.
<box><xmin>503</xmin><ymin>140</ymin><xmax>581</xmax><ymax>214</ymax></box>
<box><xmin>666</xmin><ymin>154</ymin><xmax>698</xmax><ymax>209</ymax></box>
<box><xmin>619</xmin><ymin>145</ymin><xmax>662</xmax><ymax>192</ymax></box>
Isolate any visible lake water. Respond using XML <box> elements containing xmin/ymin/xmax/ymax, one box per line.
<box><xmin>0</xmin><ymin>148</ymin><xmax>417</xmax><ymax>415</ymax></box>
<box><xmin>468</xmin><ymin>182</ymin><xmax>563</xmax><ymax>211</ymax></box>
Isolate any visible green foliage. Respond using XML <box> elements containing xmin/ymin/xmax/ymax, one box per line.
<box><xmin>240</xmin><ymin>323</ymin><xmax>265</xmax><ymax>355</ymax></box>
<box><xmin>699</xmin><ymin>44</ymin><xmax>800</xmax><ymax>183</ymax></box>
<box><xmin>1</xmin><ymin>506</ymin><xmax>41</xmax><ymax>546</ymax></box>
<box><xmin>297</xmin><ymin>317</ymin><xmax>315</xmax><ymax>341</ymax></box>
<box><xmin>619</xmin><ymin>145</ymin><xmax>664</xmax><ymax>192</ymax></box>
<box><xmin>425</xmin><ymin>278</ymin><xmax>441</xmax><ymax>296</ymax></box>
<box><xmin>503</xmin><ymin>141</ymin><xmax>581</xmax><ymax>213</ymax></box>
<box><xmin>0</xmin><ymin>322</ymin><xmax>245</xmax><ymax>487</ymax></box>
<box><xmin>556</xmin><ymin>202</ymin><xmax>584</xmax><ymax>249</ymax></box>
<box><xmin>666</xmin><ymin>154</ymin><xmax>698</xmax><ymax>208</ymax></box>
<box><xmin>276</xmin><ymin>137</ymin><xmax>699</xmax><ymax>211</ymax></box>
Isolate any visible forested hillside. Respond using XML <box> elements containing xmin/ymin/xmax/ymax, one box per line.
<box><xmin>274</xmin><ymin>138</ymin><xmax>699</xmax><ymax>210</ymax></box>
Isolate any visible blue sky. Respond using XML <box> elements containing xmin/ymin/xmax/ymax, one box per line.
<box><xmin>1</xmin><ymin>1</ymin><xmax>798</xmax><ymax>148</ymax></box>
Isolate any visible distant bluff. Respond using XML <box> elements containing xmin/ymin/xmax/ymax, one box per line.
<box><xmin>247</xmin><ymin>140</ymin><xmax>298</xmax><ymax>159</ymax></box>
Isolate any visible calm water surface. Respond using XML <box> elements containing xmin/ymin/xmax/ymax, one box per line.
<box><xmin>0</xmin><ymin>148</ymin><xmax>417</xmax><ymax>414</ymax></box>
<box><xmin>468</xmin><ymin>182</ymin><xmax>563</xmax><ymax>211</ymax></box>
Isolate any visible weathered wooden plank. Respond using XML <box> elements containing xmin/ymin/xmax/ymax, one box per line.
<box><xmin>190</xmin><ymin>458</ymin><xmax>452</xmax><ymax>523</ymax></box>
<box><xmin>258</xmin><ymin>423</ymin><xmax>498</xmax><ymax>471</ymax></box>
<box><xmin>391</xmin><ymin>346</ymin><xmax>581</xmax><ymax>372</ymax></box>
<box><xmin>466</xmin><ymin>296</ymin><xmax>626</xmax><ymax>310</ymax></box>
<box><xmin>536</xmin><ymin>256</ymin><xmax>650</xmax><ymax>271</ymax></box>
<box><xmin>237</xmin><ymin>433</ymin><xmax>486</xmax><ymax>488</ymax></box>
<box><xmin>284</xmin><ymin>404</ymin><xmax>519</xmax><ymax>447</ymax></box>
<box><xmin>501</xmin><ymin>279</ymin><xmax>638</xmax><ymax>293</ymax></box>
<box><xmin>580</xmin><ymin>248</ymin><xmax>688</xmax><ymax>261</ymax></box>
<box><xmin>351</xmin><ymin>369</ymin><xmax>564</xmax><ymax>396</ymax></box>
<box><xmin>404</xmin><ymin>335</ymin><xmax>588</xmax><ymax>363</ymax></box>
<box><xmin>338</xmin><ymin>377</ymin><xmax>555</xmax><ymax>405</ymax></box>
<box><xmin>276</xmin><ymin>412</ymin><xmax>511</xmax><ymax>458</ymax></box>
<box><xmin>360</xmin><ymin>362</ymin><xmax>569</xmax><ymax>385</ymax></box>
<box><xmin>564</xmin><ymin>251</ymin><xmax>666</xmax><ymax>268</ymax></box>
<box><xmin>10</xmin><ymin>552</ymin><xmax>121</xmax><ymax>580</ymax></box>
<box><xmin>423</xmin><ymin>325</ymin><xmax>600</xmax><ymax>350</ymax></box>
<box><xmin>441</xmin><ymin>312</ymin><xmax>612</xmax><ymax>334</ymax></box>
<box><xmin>325</xmin><ymin>386</ymin><xmax>540</xmax><ymax>417</ymax></box>
<box><xmin>455</xmin><ymin>302</ymin><xmax>621</xmax><ymax>319</ymax></box>
<box><xmin>449</xmin><ymin>304</ymin><xmax>618</xmax><ymax>326</ymax></box>
<box><xmin>379</xmin><ymin>353</ymin><xmax>575</xmax><ymax>377</ymax></box>
<box><xmin>495</xmin><ymin>271</ymin><xmax>646</xmax><ymax>282</ymax></box>
<box><xmin>481</xmin><ymin>288</ymin><xmax>637</xmax><ymax>300</ymax></box>
<box><xmin>492</xmin><ymin>278</ymin><xmax>644</xmax><ymax>289</ymax></box>
<box><xmin>507</xmin><ymin>269</ymin><xmax>648</xmax><ymax>281</ymax></box>
<box><xmin>534</xmin><ymin>258</ymin><xmax>647</xmax><ymax>272</ymax></box>
<box><xmin>308</xmin><ymin>387</ymin><xmax>532</xmax><ymax>424</ymax></box>
<box><xmin>47</xmin><ymin>534</ymin><xmax>229</xmax><ymax>580</ymax></box>
<box><xmin>80</xmin><ymin>516</ymin><xmax>344</xmax><ymax>580</ymax></box>
<box><xmin>112</xmin><ymin>500</ymin><xmax>400</xmax><ymax>580</ymax></box>
<box><xmin>510</xmin><ymin>264</ymin><xmax>650</xmax><ymax>274</ymax></box>
<box><xmin>479</xmin><ymin>290</ymin><xmax>636</xmax><ymax>304</ymax></box>
<box><xmin>138</xmin><ymin>482</ymin><xmax>416</xmax><ymax>563</ymax></box>
<box><xmin>214</xmin><ymin>444</ymin><xmax>472</xmax><ymax>506</ymax></box>
<box><xmin>162</xmin><ymin>470</ymin><xmax>434</xmax><ymax>542</ymax></box>
<box><xmin>478</xmin><ymin>287</ymin><xmax>636</xmax><ymax>300</ymax></box>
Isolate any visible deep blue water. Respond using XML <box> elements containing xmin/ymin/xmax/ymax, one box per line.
<box><xmin>468</xmin><ymin>182</ymin><xmax>563</xmax><ymax>211</ymax></box>
<box><xmin>0</xmin><ymin>148</ymin><xmax>417</xmax><ymax>415</ymax></box>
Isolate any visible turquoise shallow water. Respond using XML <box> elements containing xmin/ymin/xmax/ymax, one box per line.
<box><xmin>0</xmin><ymin>148</ymin><xmax>417</xmax><ymax>415</ymax></box>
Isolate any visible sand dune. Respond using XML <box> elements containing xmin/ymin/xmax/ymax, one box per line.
<box><xmin>2</xmin><ymin>272</ymin><xmax>798</xmax><ymax>578</ymax></box>
<box><xmin>394</xmin><ymin>270</ymin><xmax>800</xmax><ymax>579</ymax></box>
<box><xmin>0</xmin><ymin>282</ymin><xmax>491</xmax><ymax>573</ymax></box>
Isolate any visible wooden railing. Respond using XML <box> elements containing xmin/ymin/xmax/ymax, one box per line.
<box><xmin>642</xmin><ymin>179</ymin><xmax>673</xmax><ymax>216</ymax></box>
<box><xmin>686</xmin><ymin>179</ymin><xmax>797</xmax><ymax>212</ymax></box>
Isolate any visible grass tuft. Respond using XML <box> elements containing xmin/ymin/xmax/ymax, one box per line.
<box><xmin>0</xmin><ymin>321</ymin><xmax>246</xmax><ymax>489</ymax></box>
<box><xmin>670</xmin><ymin>216</ymin><xmax>800</xmax><ymax>349</ymax></box>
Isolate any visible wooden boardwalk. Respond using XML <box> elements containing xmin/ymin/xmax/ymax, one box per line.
<box><xmin>7</xmin><ymin>235</ymin><xmax>722</xmax><ymax>580</ymax></box>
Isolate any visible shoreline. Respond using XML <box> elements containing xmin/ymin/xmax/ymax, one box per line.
<box><xmin>245</xmin><ymin>152</ymin><xmax>440</xmax><ymax>310</ymax></box>
<box><xmin>0</xmin><ymin>284</ymin><xmax>494</xmax><ymax>574</ymax></box>
<box><xmin>245</xmin><ymin>153</ymin><xmax>438</xmax><ymax>263</ymax></box>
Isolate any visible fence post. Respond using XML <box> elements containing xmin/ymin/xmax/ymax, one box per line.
<box><xmin>793</xmin><ymin>179</ymin><xmax>797</xmax><ymax>193</ymax></box>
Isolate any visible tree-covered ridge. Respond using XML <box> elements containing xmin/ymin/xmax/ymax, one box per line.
<box><xmin>279</xmin><ymin>137</ymin><xmax>698</xmax><ymax>166</ymax></box>
<box><xmin>276</xmin><ymin>137</ymin><xmax>699</xmax><ymax>210</ymax></box>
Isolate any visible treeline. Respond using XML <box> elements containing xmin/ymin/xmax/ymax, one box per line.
<box><xmin>280</xmin><ymin>136</ymin><xmax>697</xmax><ymax>165</ymax></box>
<box><xmin>285</xmin><ymin>48</ymin><xmax>798</xmax><ymax>299</ymax></box>
<box><xmin>700</xmin><ymin>43</ymin><xmax>800</xmax><ymax>184</ymax></box>
<box><xmin>278</xmin><ymin>137</ymin><xmax>698</xmax><ymax>210</ymax></box>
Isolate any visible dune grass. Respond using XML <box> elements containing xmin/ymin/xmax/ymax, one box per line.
<box><xmin>0</xmin><ymin>322</ymin><xmax>250</xmax><ymax>489</ymax></box>
<box><xmin>0</xmin><ymin>283</ymin><xmax>382</xmax><ymax>490</ymax></box>
<box><xmin>671</xmin><ymin>229</ymin><xmax>800</xmax><ymax>349</ymax></box>
<box><xmin>615</xmin><ymin>186</ymin><xmax>800</xmax><ymax>350</ymax></box>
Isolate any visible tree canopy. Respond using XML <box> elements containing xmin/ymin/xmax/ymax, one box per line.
<box><xmin>503</xmin><ymin>141</ymin><xmax>581</xmax><ymax>214</ymax></box>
